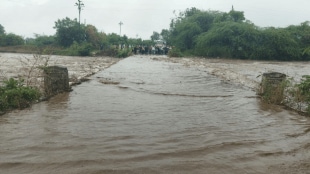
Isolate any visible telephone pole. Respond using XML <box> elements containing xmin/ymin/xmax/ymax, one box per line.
<box><xmin>75</xmin><ymin>0</ymin><xmax>85</xmax><ymax>26</ymax></box>
<box><xmin>119</xmin><ymin>21</ymin><xmax>123</xmax><ymax>36</ymax></box>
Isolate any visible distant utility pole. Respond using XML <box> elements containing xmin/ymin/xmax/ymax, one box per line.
<box><xmin>75</xmin><ymin>0</ymin><xmax>85</xmax><ymax>26</ymax></box>
<box><xmin>119</xmin><ymin>21</ymin><xmax>123</xmax><ymax>36</ymax></box>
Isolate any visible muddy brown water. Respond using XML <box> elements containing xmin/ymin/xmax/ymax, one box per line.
<box><xmin>1</xmin><ymin>56</ymin><xmax>310</xmax><ymax>174</ymax></box>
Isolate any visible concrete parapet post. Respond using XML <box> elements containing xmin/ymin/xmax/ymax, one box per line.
<box><xmin>44</xmin><ymin>66</ymin><xmax>70</xmax><ymax>97</ymax></box>
<box><xmin>260</xmin><ymin>72</ymin><xmax>287</xmax><ymax>104</ymax></box>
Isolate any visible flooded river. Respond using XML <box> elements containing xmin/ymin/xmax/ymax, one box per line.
<box><xmin>1</xmin><ymin>56</ymin><xmax>310</xmax><ymax>174</ymax></box>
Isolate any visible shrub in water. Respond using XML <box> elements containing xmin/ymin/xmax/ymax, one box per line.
<box><xmin>0</xmin><ymin>78</ymin><xmax>40</xmax><ymax>112</ymax></box>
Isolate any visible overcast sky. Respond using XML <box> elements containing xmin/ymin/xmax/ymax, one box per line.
<box><xmin>1</xmin><ymin>0</ymin><xmax>310</xmax><ymax>39</ymax></box>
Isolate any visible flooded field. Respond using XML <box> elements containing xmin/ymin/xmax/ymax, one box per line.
<box><xmin>0</xmin><ymin>55</ymin><xmax>310</xmax><ymax>173</ymax></box>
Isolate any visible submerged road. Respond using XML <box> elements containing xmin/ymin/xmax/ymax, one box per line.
<box><xmin>0</xmin><ymin>55</ymin><xmax>310</xmax><ymax>174</ymax></box>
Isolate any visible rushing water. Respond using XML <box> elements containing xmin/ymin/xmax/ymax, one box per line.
<box><xmin>0</xmin><ymin>56</ymin><xmax>310</xmax><ymax>174</ymax></box>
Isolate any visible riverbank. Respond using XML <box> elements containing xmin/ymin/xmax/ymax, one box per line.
<box><xmin>0</xmin><ymin>53</ymin><xmax>121</xmax><ymax>86</ymax></box>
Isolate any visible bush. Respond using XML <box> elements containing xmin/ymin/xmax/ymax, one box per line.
<box><xmin>0</xmin><ymin>78</ymin><xmax>40</xmax><ymax>112</ymax></box>
<box><xmin>77</xmin><ymin>42</ymin><xmax>92</xmax><ymax>56</ymax></box>
<box><xmin>296</xmin><ymin>75</ymin><xmax>310</xmax><ymax>113</ymax></box>
<box><xmin>168</xmin><ymin>47</ymin><xmax>183</xmax><ymax>57</ymax></box>
<box><xmin>117</xmin><ymin>49</ymin><xmax>132</xmax><ymax>58</ymax></box>
<box><xmin>54</xmin><ymin>42</ymin><xmax>92</xmax><ymax>56</ymax></box>
<box><xmin>96</xmin><ymin>48</ymin><xmax>119</xmax><ymax>57</ymax></box>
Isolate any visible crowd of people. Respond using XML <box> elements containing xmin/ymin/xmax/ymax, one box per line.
<box><xmin>132</xmin><ymin>45</ymin><xmax>171</xmax><ymax>55</ymax></box>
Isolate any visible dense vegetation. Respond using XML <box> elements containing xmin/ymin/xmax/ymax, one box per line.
<box><xmin>160</xmin><ymin>7</ymin><xmax>310</xmax><ymax>60</ymax></box>
<box><xmin>2</xmin><ymin>6</ymin><xmax>310</xmax><ymax>60</ymax></box>
<box><xmin>0</xmin><ymin>24</ymin><xmax>24</xmax><ymax>46</ymax></box>
<box><xmin>0</xmin><ymin>19</ymin><xmax>151</xmax><ymax>57</ymax></box>
<box><xmin>0</xmin><ymin>78</ymin><xmax>40</xmax><ymax>113</ymax></box>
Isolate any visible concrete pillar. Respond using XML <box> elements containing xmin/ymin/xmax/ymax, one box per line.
<box><xmin>260</xmin><ymin>72</ymin><xmax>286</xmax><ymax>104</ymax></box>
<box><xmin>44</xmin><ymin>66</ymin><xmax>70</xmax><ymax>97</ymax></box>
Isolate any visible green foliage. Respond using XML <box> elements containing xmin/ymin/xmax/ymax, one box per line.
<box><xmin>297</xmin><ymin>75</ymin><xmax>310</xmax><ymax>102</ymax></box>
<box><xmin>228</xmin><ymin>8</ymin><xmax>245</xmax><ymax>22</ymax></box>
<box><xmin>0</xmin><ymin>24</ymin><xmax>5</xmax><ymax>35</ymax></box>
<box><xmin>96</xmin><ymin>47</ymin><xmax>119</xmax><ymax>57</ymax></box>
<box><xmin>194</xmin><ymin>22</ymin><xmax>300</xmax><ymax>60</ymax></box>
<box><xmin>168</xmin><ymin>47</ymin><xmax>183</xmax><ymax>57</ymax></box>
<box><xmin>195</xmin><ymin>22</ymin><xmax>259</xmax><ymax>58</ymax></box>
<box><xmin>170</xmin><ymin>9</ymin><xmax>220</xmax><ymax>51</ymax></box>
<box><xmin>0</xmin><ymin>78</ymin><xmax>40</xmax><ymax>112</ymax></box>
<box><xmin>0</xmin><ymin>33</ymin><xmax>24</xmax><ymax>46</ymax></box>
<box><xmin>33</xmin><ymin>34</ymin><xmax>55</xmax><ymax>46</ymax></box>
<box><xmin>54</xmin><ymin>42</ymin><xmax>92</xmax><ymax>56</ymax></box>
<box><xmin>117</xmin><ymin>49</ymin><xmax>132</xmax><ymax>58</ymax></box>
<box><xmin>77</xmin><ymin>42</ymin><xmax>92</xmax><ymax>56</ymax></box>
<box><xmin>150</xmin><ymin>31</ymin><xmax>160</xmax><ymax>41</ymax></box>
<box><xmin>283</xmin><ymin>75</ymin><xmax>310</xmax><ymax>114</ymax></box>
<box><xmin>167</xmin><ymin>7</ymin><xmax>310</xmax><ymax>61</ymax></box>
<box><xmin>54</xmin><ymin>17</ymin><xmax>85</xmax><ymax>47</ymax></box>
<box><xmin>141</xmin><ymin>39</ymin><xmax>154</xmax><ymax>46</ymax></box>
<box><xmin>107</xmin><ymin>33</ymin><xmax>122</xmax><ymax>45</ymax></box>
<box><xmin>258</xmin><ymin>28</ymin><xmax>300</xmax><ymax>60</ymax></box>
<box><xmin>25</xmin><ymin>34</ymin><xmax>56</xmax><ymax>48</ymax></box>
<box><xmin>85</xmin><ymin>25</ymin><xmax>101</xmax><ymax>48</ymax></box>
<box><xmin>160</xmin><ymin>29</ymin><xmax>170</xmax><ymax>45</ymax></box>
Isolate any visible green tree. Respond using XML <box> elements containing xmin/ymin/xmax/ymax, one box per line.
<box><xmin>258</xmin><ymin>27</ymin><xmax>300</xmax><ymax>60</ymax></box>
<box><xmin>228</xmin><ymin>6</ymin><xmax>245</xmax><ymax>22</ymax></box>
<box><xmin>54</xmin><ymin>17</ymin><xmax>85</xmax><ymax>47</ymax></box>
<box><xmin>285</xmin><ymin>21</ymin><xmax>310</xmax><ymax>59</ymax></box>
<box><xmin>160</xmin><ymin>29</ymin><xmax>170</xmax><ymax>45</ymax></box>
<box><xmin>107</xmin><ymin>33</ymin><xmax>122</xmax><ymax>45</ymax></box>
<box><xmin>195</xmin><ymin>22</ymin><xmax>260</xmax><ymax>58</ymax></box>
<box><xmin>169</xmin><ymin>9</ymin><xmax>224</xmax><ymax>50</ymax></box>
<box><xmin>168</xmin><ymin>7</ymin><xmax>304</xmax><ymax>60</ymax></box>
<box><xmin>85</xmin><ymin>24</ymin><xmax>100</xmax><ymax>47</ymax></box>
<box><xmin>127</xmin><ymin>38</ymin><xmax>143</xmax><ymax>46</ymax></box>
<box><xmin>195</xmin><ymin>21</ymin><xmax>300</xmax><ymax>60</ymax></box>
<box><xmin>32</xmin><ymin>34</ymin><xmax>55</xmax><ymax>46</ymax></box>
<box><xmin>150</xmin><ymin>31</ymin><xmax>160</xmax><ymax>41</ymax></box>
<box><xmin>0</xmin><ymin>33</ymin><xmax>24</xmax><ymax>46</ymax></box>
<box><xmin>0</xmin><ymin>24</ymin><xmax>5</xmax><ymax>35</ymax></box>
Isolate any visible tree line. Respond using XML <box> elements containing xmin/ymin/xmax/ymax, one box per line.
<box><xmin>158</xmin><ymin>7</ymin><xmax>310</xmax><ymax>60</ymax></box>
<box><xmin>2</xmin><ymin>6</ymin><xmax>310</xmax><ymax>60</ymax></box>
<box><xmin>0</xmin><ymin>17</ymin><xmax>155</xmax><ymax>57</ymax></box>
<box><xmin>0</xmin><ymin>24</ymin><xmax>24</xmax><ymax>46</ymax></box>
